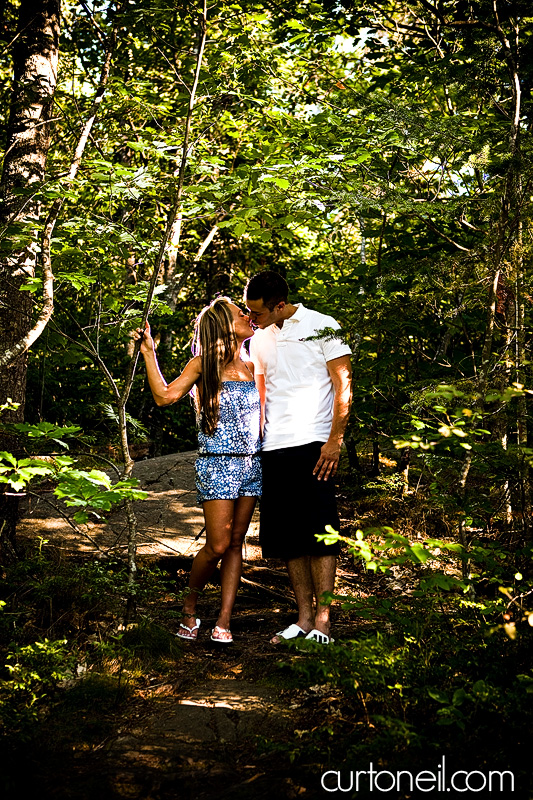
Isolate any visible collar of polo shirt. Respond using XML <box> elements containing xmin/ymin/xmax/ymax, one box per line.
<box><xmin>276</xmin><ymin>302</ymin><xmax>307</xmax><ymax>330</ymax></box>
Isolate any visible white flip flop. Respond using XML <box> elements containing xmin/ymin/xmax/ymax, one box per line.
<box><xmin>271</xmin><ymin>623</ymin><xmax>308</xmax><ymax>644</ymax></box>
<box><xmin>305</xmin><ymin>629</ymin><xmax>334</xmax><ymax>644</ymax></box>
<box><xmin>176</xmin><ymin>618</ymin><xmax>200</xmax><ymax>640</ymax></box>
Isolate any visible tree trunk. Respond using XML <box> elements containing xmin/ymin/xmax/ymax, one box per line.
<box><xmin>121</xmin><ymin>0</ymin><xmax>208</xmax><ymax>593</ymax></box>
<box><xmin>0</xmin><ymin>0</ymin><xmax>60</xmax><ymax>562</ymax></box>
<box><xmin>398</xmin><ymin>446</ymin><xmax>410</xmax><ymax>496</ymax></box>
<box><xmin>514</xmin><ymin>220</ymin><xmax>530</xmax><ymax>540</ymax></box>
<box><xmin>369</xmin><ymin>436</ymin><xmax>380</xmax><ymax>478</ymax></box>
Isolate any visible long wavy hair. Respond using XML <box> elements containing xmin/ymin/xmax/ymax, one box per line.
<box><xmin>191</xmin><ymin>297</ymin><xmax>238</xmax><ymax>436</ymax></box>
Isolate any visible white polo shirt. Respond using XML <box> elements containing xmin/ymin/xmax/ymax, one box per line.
<box><xmin>249</xmin><ymin>304</ymin><xmax>351</xmax><ymax>452</ymax></box>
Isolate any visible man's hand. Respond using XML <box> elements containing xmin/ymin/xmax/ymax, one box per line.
<box><xmin>313</xmin><ymin>441</ymin><xmax>341</xmax><ymax>481</ymax></box>
<box><xmin>313</xmin><ymin>355</ymin><xmax>352</xmax><ymax>482</ymax></box>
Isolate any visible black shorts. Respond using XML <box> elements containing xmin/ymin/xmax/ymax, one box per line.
<box><xmin>259</xmin><ymin>441</ymin><xmax>341</xmax><ymax>560</ymax></box>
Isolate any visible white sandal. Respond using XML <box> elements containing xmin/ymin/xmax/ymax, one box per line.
<box><xmin>176</xmin><ymin>618</ymin><xmax>200</xmax><ymax>640</ymax></box>
<box><xmin>271</xmin><ymin>623</ymin><xmax>308</xmax><ymax>644</ymax></box>
<box><xmin>211</xmin><ymin>625</ymin><xmax>233</xmax><ymax>644</ymax></box>
<box><xmin>305</xmin><ymin>629</ymin><xmax>334</xmax><ymax>644</ymax></box>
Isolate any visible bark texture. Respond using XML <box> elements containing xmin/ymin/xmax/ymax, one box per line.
<box><xmin>0</xmin><ymin>0</ymin><xmax>59</xmax><ymax>414</ymax></box>
<box><xmin>0</xmin><ymin>0</ymin><xmax>60</xmax><ymax>560</ymax></box>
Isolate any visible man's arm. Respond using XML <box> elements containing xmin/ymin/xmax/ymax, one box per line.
<box><xmin>313</xmin><ymin>355</ymin><xmax>352</xmax><ymax>481</ymax></box>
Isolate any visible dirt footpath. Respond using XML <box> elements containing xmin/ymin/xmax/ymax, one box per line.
<box><xmin>17</xmin><ymin>452</ymin><xmax>357</xmax><ymax>799</ymax></box>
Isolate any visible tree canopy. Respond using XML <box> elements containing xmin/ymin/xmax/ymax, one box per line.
<box><xmin>0</xmin><ymin>0</ymin><xmax>530</xmax><ymax>550</ymax></box>
<box><xmin>1</xmin><ymin>1</ymin><xmax>533</xmax><ymax>792</ymax></box>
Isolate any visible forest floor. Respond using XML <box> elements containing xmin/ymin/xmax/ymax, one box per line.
<box><xmin>13</xmin><ymin>452</ymin><xmax>391</xmax><ymax>800</ymax></box>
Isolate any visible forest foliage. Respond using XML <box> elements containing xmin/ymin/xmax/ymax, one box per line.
<box><xmin>1</xmin><ymin>0</ymin><xmax>533</xmax><ymax>791</ymax></box>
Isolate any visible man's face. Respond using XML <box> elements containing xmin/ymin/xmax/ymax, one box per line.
<box><xmin>246</xmin><ymin>298</ymin><xmax>284</xmax><ymax>329</ymax></box>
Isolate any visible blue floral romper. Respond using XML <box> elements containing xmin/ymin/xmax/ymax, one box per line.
<box><xmin>195</xmin><ymin>380</ymin><xmax>262</xmax><ymax>504</ymax></box>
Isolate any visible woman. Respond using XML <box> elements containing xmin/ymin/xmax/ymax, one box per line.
<box><xmin>135</xmin><ymin>298</ymin><xmax>261</xmax><ymax>643</ymax></box>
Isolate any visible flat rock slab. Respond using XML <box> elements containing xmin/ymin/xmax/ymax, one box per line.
<box><xmin>18</xmin><ymin>452</ymin><xmax>208</xmax><ymax>559</ymax></box>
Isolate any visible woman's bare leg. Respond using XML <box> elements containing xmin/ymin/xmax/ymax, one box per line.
<box><xmin>216</xmin><ymin>496</ymin><xmax>257</xmax><ymax>630</ymax></box>
<box><xmin>181</xmin><ymin>499</ymin><xmax>235</xmax><ymax>620</ymax></box>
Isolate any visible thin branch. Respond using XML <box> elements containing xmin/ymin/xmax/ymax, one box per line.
<box><xmin>122</xmin><ymin>1</ymin><xmax>209</xmax><ymax>416</ymax></box>
<box><xmin>166</xmin><ymin>221</ymin><xmax>222</xmax><ymax>303</ymax></box>
<box><xmin>460</xmin><ymin>215</ymin><xmax>485</xmax><ymax>233</ymax></box>
<box><xmin>79</xmin><ymin>0</ymin><xmax>107</xmax><ymax>46</ymax></box>
<box><xmin>491</xmin><ymin>0</ymin><xmax>521</xmax><ymax>151</ymax></box>
<box><xmin>194</xmin><ymin>224</ymin><xmax>219</xmax><ymax>261</ymax></box>
<box><xmin>47</xmin><ymin>309</ymin><xmax>121</xmax><ymax>403</ymax></box>
<box><xmin>239</xmin><ymin>576</ymin><xmax>292</xmax><ymax>602</ymax></box>
<box><xmin>416</xmin><ymin>216</ymin><xmax>471</xmax><ymax>252</ymax></box>
<box><xmin>116</xmin><ymin>1</ymin><xmax>209</xmax><ymax>591</ymax></box>
<box><xmin>0</xmin><ymin>13</ymin><xmax>40</xmax><ymax>57</ymax></box>
<box><xmin>76</xmin><ymin>451</ymin><xmax>122</xmax><ymax>477</ymax></box>
<box><xmin>416</xmin><ymin>0</ymin><xmax>446</xmax><ymax>24</ymax></box>
<box><xmin>27</xmin><ymin>491</ymin><xmax>110</xmax><ymax>556</ymax></box>
<box><xmin>164</xmin><ymin>9</ymin><xmax>210</xmax><ymax>277</ymax></box>
<box><xmin>447</xmin><ymin>20</ymin><xmax>498</xmax><ymax>32</ymax></box>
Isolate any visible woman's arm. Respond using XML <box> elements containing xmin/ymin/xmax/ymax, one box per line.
<box><xmin>134</xmin><ymin>324</ymin><xmax>201</xmax><ymax>407</ymax></box>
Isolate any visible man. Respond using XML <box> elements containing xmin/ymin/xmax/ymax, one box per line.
<box><xmin>245</xmin><ymin>271</ymin><xmax>352</xmax><ymax>644</ymax></box>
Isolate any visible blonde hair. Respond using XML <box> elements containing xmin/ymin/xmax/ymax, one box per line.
<box><xmin>191</xmin><ymin>297</ymin><xmax>238</xmax><ymax>436</ymax></box>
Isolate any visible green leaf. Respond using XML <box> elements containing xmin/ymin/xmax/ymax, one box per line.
<box><xmin>409</xmin><ymin>543</ymin><xmax>430</xmax><ymax>563</ymax></box>
<box><xmin>0</xmin><ymin>451</ymin><xmax>17</xmax><ymax>467</ymax></box>
<box><xmin>286</xmin><ymin>19</ymin><xmax>306</xmax><ymax>30</ymax></box>
<box><xmin>452</xmin><ymin>689</ymin><xmax>466</xmax><ymax>706</ymax></box>
<box><xmin>428</xmin><ymin>689</ymin><xmax>449</xmax><ymax>704</ymax></box>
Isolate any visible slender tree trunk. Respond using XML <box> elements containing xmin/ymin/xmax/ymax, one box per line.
<box><xmin>121</xmin><ymin>0</ymin><xmax>208</xmax><ymax>594</ymax></box>
<box><xmin>457</xmin><ymin>450</ymin><xmax>472</xmax><ymax>582</ymax></box>
<box><xmin>497</xmin><ymin>313</ymin><xmax>514</xmax><ymax>528</ymax></box>
<box><xmin>0</xmin><ymin>0</ymin><xmax>60</xmax><ymax>562</ymax></box>
<box><xmin>369</xmin><ymin>437</ymin><xmax>380</xmax><ymax>478</ymax></box>
<box><xmin>398</xmin><ymin>447</ymin><xmax>410</xmax><ymax>496</ymax></box>
<box><xmin>515</xmin><ymin>219</ymin><xmax>530</xmax><ymax>539</ymax></box>
<box><xmin>491</xmin><ymin>6</ymin><xmax>524</xmax><ymax>536</ymax></box>
<box><xmin>456</xmin><ymin>269</ymin><xmax>500</xmax><ymax>582</ymax></box>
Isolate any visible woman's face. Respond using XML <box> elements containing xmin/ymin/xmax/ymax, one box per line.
<box><xmin>229</xmin><ymin>303</ymin><xmax>254</xmax><ymax>341</ymax></box>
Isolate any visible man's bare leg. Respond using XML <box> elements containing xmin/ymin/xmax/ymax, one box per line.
<box><xmin>270</xmin><ymin>555</ymin><xmax>314</xmax><ymax>644</ymax></box>
<box><xmin>310</xmin><ymin>555</ymin><xmax>336</xmax><ymax>636</ymax></box>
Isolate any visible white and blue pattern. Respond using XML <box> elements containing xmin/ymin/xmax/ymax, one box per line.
<box><xmin>195</xmin><ymin>381</ymin><xmax>262</xmax><ymax>503</ymax></box>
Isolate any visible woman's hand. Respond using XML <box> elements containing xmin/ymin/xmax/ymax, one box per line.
<box><xmin>132</xmin><ymin>320</ymin><xmax>201</xmax><ymax>406</ymax></box>
<box><xmin>133</xmin><ymin>322</ymin><xmax>154</xmax><ymax>355</ymax></box>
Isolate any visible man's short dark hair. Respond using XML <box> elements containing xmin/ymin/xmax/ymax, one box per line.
<box><xmin>245</xmin><ymin>270</ymin><xmax>289</xmax><ymax>311</ymax></box>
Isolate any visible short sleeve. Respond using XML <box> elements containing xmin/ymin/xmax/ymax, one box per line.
<box><xmin>317</xmin><ymin>317</ymin><xmax>352</xmax><ymax>363</ymax></box>
<box><xmin>249</xmin><ymin>334</ymin><xmax>264</xmax><ymax>375</ymax></box>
